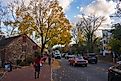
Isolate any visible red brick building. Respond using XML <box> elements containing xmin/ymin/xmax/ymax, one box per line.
<box><xmin>0</xmin><ymin>34</ymin><xmax>40</xmax><ymax>66</ymax></box>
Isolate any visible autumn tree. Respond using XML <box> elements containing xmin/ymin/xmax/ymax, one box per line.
<box><xmin>7</xmin><ymin>0</ymin><xmax>72</xmax><ymax>54</ymax></box>
<box><xmin>76</xmin><ymin>15</ymin><xmax>106</xmax><ymax>53</ymax></box>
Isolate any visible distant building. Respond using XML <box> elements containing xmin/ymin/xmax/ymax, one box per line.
<box><xmin>100</xmin><ymin>29</ymin><xmax>112</xmax><ymax>56</ymax></box>
<box><xmin>0</xmin><ymin>34</ymin><xmax>40</xmax><ymax>67</ymax></box>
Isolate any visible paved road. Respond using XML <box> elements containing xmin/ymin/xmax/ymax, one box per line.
<box><xmin>52</xmin><ymin>58</ymin><xmax>113</xmax><ymax>81</ymax></box>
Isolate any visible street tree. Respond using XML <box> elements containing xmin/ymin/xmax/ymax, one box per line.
<box><xmin>0</xmin><ymin>1</ymin><xmax>9</xmax><ymax>32</ymax></box>
<box><xmin>6</xmin><ymin>0</ymin><xmax>72</xmax><ymax>54</ymax></box>
<box><xmin>71</xmin><ymin>25</ymin><xmax>85</xmax><ymax>54</ymax></box>
<box><xmin>71</xmin><ymin>26</ymin><xmax>85</xmax><ymax>45</ymax></box>
<box><xmin>76</xmin><ymin>15</ymin><xmax>106</xmax><ymax>53</ymax></box>
<box><xmin>109</xmin><ymin>23</ymin><xmax>121</xmax><ymax>57</ymax></box>
<box><xmin>2</xmin><ymin>0</ymin><xmax>21</xmax><ymax>36</ymax></box>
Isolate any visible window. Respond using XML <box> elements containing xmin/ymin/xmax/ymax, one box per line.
<box><xmin>22</xmin><ymin>35</ymin><xmax>27</xmax><ymax>42</ymax></box>
<box><xmin>33</xmin><ymin>45</ymin><xmax>38</xmax><ymax>50</ymax></box>
<box><xmin>22</xmin><ymin>45</ymin><xmax>26</xmax><ymax>52</ymax></box>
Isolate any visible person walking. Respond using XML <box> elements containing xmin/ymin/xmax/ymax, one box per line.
<box><xmin>33</xmin><ymin>55</ymin><xmax>41</xmax><ymax>79</ymax></box>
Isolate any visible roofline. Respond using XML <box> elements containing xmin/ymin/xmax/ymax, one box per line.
<box><xmin>0</xmin><ymin>34</ymin><xmax>41</xmax><ymax>49</ymax></box>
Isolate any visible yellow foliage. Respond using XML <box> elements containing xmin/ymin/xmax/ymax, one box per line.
<box><xmin>12</xmin><ymin>0</ymin><xmax>72</xmax><ymax>48</ymax></box>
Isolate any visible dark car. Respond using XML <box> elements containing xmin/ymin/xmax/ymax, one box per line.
<box><xmin>68</xmin><ymin>56</ymin><xmax>88</xmax><ymax>67</ymax></box>
<box><xmin>84</xmin><ymin>53</ymin><xmax>98</xmax><ymax>64</ymax></box>
<box><xmin>108</xmin><ymin>64</ymin><xmax>121</xmax><ymax>81</ymax></box>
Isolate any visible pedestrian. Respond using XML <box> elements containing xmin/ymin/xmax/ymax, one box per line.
<box><xmin>33</xmin><ymin>55</ymin><xmax>41</xmax><ymax>79</ymax></box>
<box><xmin>48</xmin><ymin>55</ymin><xmax>51</xmax><ymax>65</ymax></box>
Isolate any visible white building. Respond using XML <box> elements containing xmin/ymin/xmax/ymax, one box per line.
<box><xmin>100</xmin><ymin>29</ymin><xmax>112</xmax><ymax>56</ymax></box>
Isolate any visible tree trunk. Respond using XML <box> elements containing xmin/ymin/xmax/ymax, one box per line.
<box><xmin>87</xmin><ymin>33</ymin><xmax>94</xmax><ymax>53</ymax></box>
<box><xmin>41</xmin><ymin>43</ymin><xmax>45</xmax><ymax>55</ymax></box>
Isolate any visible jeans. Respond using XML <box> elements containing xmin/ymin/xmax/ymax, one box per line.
<box><xmin>34</xmin><ymin>64</ymin><xmax>40</xmax><ymax>79</ymax></box>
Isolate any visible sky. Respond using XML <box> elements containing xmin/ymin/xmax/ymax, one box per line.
<box><xmin>61</xmin><ymin>0</ymin><xmax>95</xmax><ymax>21</ymax></box>
<box><xmin>60</xmin><ymin>0</ymin><xmax>117</xmax><ymax>24</ymax></box>
<box><xmin>1</xmin><ymin>0</ymin><xmax>118</xmax><ymax>22</ymax></box>
<box><xmin>1</xmin><ymin>0</ymin><xmax>120</xmax><ymax>37</ymax></box>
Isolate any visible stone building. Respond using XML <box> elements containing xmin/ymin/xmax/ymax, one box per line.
<box><xmin>0</xmin><ymin>34</ymin><xmax>40</xmax><ymax>66</ymax></box>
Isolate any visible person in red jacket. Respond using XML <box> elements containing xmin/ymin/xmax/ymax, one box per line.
<box><xmin>33</xmin><ymin>55</ymin><xmax>41</xmax><ymax>79</ymax></box>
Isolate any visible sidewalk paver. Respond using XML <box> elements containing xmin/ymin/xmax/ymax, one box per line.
<box><xmin>2</xmin><ymin>64</ymin><xmax>51</xmax><ymax>81</ymax></box>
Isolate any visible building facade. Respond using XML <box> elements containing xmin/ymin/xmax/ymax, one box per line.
<box><xmin>0</xmin><ymin>34</ymin><xmax>40</xmax><ymax>67</ymax></box>
<box><xmin>100</xmin><ymin>29</ymin><xmax>112</xmax><ymax>56</ymax></box>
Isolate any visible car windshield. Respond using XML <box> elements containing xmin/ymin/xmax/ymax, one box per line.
<box><xmin>55</xmin><ymin>54</ymin><xmax>60</xmax><ymax>55</ymax></box>
<box><xmin>77</xmin><ymin>56</ymin><xmax>83</xmax><ymax>59</ymax></box>
<box><xmin>89</xmin><ymin>55</ymin><xmax>96</xmax><ymax>57</ymax></box>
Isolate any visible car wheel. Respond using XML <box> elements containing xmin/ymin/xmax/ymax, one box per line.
<box><xmin>85</xmin><ymin>64</ymin><xmax>87</xmax><ymax>67</ymax></box>
<box><xmin>108</xmin><ymin>77</ymin><xmax>114</xmax><ymax>81</ymax></box>
<box><xmin>108</xmin><ymin>73</ymin><xmax>114</xmax><ymax>81</ymax></box>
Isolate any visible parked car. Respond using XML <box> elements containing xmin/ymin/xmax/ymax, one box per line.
<box><xmin>61</xmin><ymin>53</ymin><xmax>66</xmax><ymax>58</ymax></box>
<box><xmin>108</xmin><ymin>64</ymin><xmax>121</xmax><ymax>81</ymax></box>
<box><xmin>84</xmin><ymin>53</ymin><xmax>98</xmax><ymax>64</ymax></box>
<box><xmin>65</xmin><ymin>54</ymin><xmax>75</xmax><ymax>59</ymax></box>
<box><xmin>54</xmin><ymin>53</ymin><xmax>61</xmax><ymax>59</ymax></box>
<box><xmin>65</xmin><ymin>53</ymin><xmax>69</xmax><ymax>59</ymax></box>
<box><xmin>68</xmin><ymin>56</ymin><xmax>88</xmax><ymax>67</ymax></box>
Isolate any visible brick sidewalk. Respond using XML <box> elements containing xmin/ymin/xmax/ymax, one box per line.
<box><xmin>1</xmin><ymin>64</ymin><xmax>51</xmax><ymax>81</ymax></box>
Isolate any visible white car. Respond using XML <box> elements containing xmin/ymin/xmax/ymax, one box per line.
<box><xmin>65</xmin><ymin>54</ymin><xmax>75</xmax><ymax>59</ymax></box>
<box><xmin>117</xmin><ymin>61</ymin><xmax>121</xmax><ymax>64</ymax></box>
<box><xmin>54</xmin><ymin>53</ymin><xmax>61</xmax><ymax>59</ymax></box>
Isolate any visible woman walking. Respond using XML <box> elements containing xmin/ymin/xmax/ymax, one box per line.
<box><xmin>33</xmin><ymin>55</ymin><xmax>41</xmax><ymax>79</ymax></box>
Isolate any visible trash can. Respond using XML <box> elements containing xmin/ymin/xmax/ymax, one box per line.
<box><xmin>4</xmin><ymin>63</ymin><xmax>12</xmax><ymax>72</ymax></box>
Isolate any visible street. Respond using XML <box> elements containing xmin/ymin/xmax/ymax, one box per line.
<box><xmin>52</xmin><ymin>58</ymin><xmax>113</xmax><ymax>81</ymax></box>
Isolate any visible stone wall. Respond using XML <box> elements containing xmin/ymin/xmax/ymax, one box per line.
<box><xmin>1</xmin><ymin>35</ymin><xmax>40</xmax><ymax>65</ymax></box>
